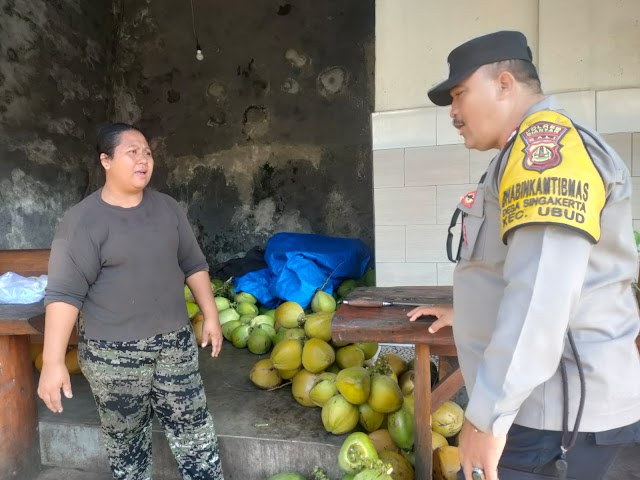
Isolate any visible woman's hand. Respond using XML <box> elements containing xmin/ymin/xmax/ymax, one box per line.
<box><xmin>201</xmin><ymin>316</ymin><xmax>223</xmax><ymax>357</ymax></box>
<box><xmin>406</xmin><ymin>304</ymin><xmax>454</xmax><ymax>333</ymax></box>
<box><xmin>37</xmin><ymin>361</ymin><xmax>72</xmax><ymax>413</ymax></box>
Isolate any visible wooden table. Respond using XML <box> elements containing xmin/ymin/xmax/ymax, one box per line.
<box><xmin>0</xmin><ymin>248</ymin><xmax>51</xmax><ymax>480</ymax></box>
<box><xmin>332</xmin><ymin>286</ymin><xmax>463</xmax><ymax>480</ymax></box>
<box><xmin>0</xmin><ymin>302</ymin><xmax>45</xmax><ymax>480</ymax></box>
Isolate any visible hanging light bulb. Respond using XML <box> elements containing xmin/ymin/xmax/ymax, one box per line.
<box><xmin>196</xmin><ymin>41</ymin><xmax>204</xmax><ymax>61</ymax></box>
<box><xmin>191</xmin><ymin>0</ymin><xmax>204</xmax><ymax>61</ymax></box>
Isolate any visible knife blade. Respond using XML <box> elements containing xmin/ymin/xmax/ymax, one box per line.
<box><xmin>342</xmin><ymin>298</ymin><xmax>432</xmax><ymax>308</ymax></box>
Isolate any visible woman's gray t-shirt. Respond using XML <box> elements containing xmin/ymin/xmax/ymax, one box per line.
<box><xmin>45</xmin><ymin>188</ymin><xmax>208</xmax><ymax>341</ymax></box>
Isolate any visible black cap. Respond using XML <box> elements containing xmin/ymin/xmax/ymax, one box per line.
<box><xmin>427</xmin><ymin>31</ymin><xmax>534</xmax><ymax>106</ymax></box>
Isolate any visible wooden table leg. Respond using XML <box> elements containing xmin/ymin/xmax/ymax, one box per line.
<box><xmin>0</xmin><ymin>335</ymin><xmax>41</xmax><ymax>480</ymax></box>
<box><xmin>414</xmin><ymin>343</ymin><xmax>432</xmax><ymax>480</ymax></box>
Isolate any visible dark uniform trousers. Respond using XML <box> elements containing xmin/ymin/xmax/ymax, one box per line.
<box><xmin>456</xmin><ymin>423</ymin><xmax>640</xmax><ymax>480</ymax></box>
<box><xmin>78</xmin><ymin>324</ymin><xmax>224</xmax><ymax>480</ymax></box>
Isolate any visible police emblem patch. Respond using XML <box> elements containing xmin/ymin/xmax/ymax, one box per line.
<box><xmin>461</xmin><ymin>190</ymin><xmax>476</xmax><ymax>208</ymax></box>
<box><xmin>520</xmin><ymin>121</ymin><xmax>569</xmax><ymax>173</ymax></box>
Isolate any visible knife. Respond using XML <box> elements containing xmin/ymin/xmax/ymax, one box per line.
<box><xmin>342</xmin><ymin>298</ymin><xmax>433</xmax><ymax>308</ymax></box>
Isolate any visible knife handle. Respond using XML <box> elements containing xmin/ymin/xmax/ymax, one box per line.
<box><xmin>343</xmin><ymin>298</ymin><xmax>392</xmax><ymax>308</ymax></box>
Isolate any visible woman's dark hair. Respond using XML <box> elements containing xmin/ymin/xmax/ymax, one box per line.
<box><xmin>96</xmin><ymin>123</ymin><xmax>143</xmax><ymax>159</ymax></box>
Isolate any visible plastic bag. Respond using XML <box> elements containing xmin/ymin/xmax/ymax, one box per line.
<box><xmin>235</xmin><ymin>232</ymin><xmax>371</xmax><ymax>308</ymax></box>
<box><xmin>0</xmin><ymin>272</ymin><xmax>48</xmax><ymax>304</ymax></box>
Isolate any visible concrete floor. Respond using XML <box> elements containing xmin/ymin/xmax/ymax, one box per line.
<box><xmin>35</xmin><ymin>343</ymin><xmax>347</xmax><ymax>479</ymax></box>
<box><xmin>33</xmin><ymin>342</ymin><xmax>640</xmax><ymax>480</ymax></box>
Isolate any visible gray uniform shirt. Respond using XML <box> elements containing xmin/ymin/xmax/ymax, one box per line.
<box><xmin>45</xmin><ymin>188</ymin><xmax>208</xmax><ymax>341</ymax></box>
<box><xmin>454</xmin><ymin>97</ymin><xmax>640</xmax><ymax>435</ymax></box>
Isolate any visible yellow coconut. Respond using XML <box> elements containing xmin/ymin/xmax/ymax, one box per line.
<box><xmin>270</xmin><ymin>338</ymin><xmax>303</xmax><ymax>371</ymax></box>
<box><xmin>250</xmin><ymin>358</ymin><xmax>282</xmax><ymax>389</ymax></box>
<box><xmin>368</xmin><ymin>429</ymin><xmax>399</xmax><ymax>454</ymax></box>
<box><xmin>367</xmin><ymin>374</ymin><xmax>404</xmax><ymax>414</ymax></box>
<box><xmin>431</xmin><ymin>401</ymin><xmax>464</xmax><ymax>438</ymax></box>
<box><xmin>336</xmin><ymin>366</ymin><xmax>371</xmax><ymax>405</ymax></box>
<box><xmin>275</xmin><ymin>301</ymin><xmax>304</xmax><ymax>328</ymax></box>
<box><xmin>433</xmin><ymin>446</ymin><xmax>460</xmax><ymax>480</ymax></box>
<box><xmin>291</xmin><ymin>369</ymin><xmax>319</xmax><ymax>407</ymax></box>
<box><xmin>301</xmin><ymin>338</ymin><xmax>335</xmax><ymax>373</ymax></box>
<box><xmin>335</xmin><ymin>344</ymin><xmax>365</xmax><ymax>369</ymax></box>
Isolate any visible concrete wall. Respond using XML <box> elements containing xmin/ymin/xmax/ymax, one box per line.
<box><xmin>0</xmin><ymin>0</ymin><xmax>111</xmax><ymax>249</ymax></box>
<box><xmin>110</xmin><ymin>0</ymin><xmax>375</xmax><ymax>264</ymax></box>
<box><xmin>0</xmin><ymin>0</ymin><xmax>375</xmax><ymax>265</ymax></box>
<box><xmin>373</xmin><ymin>0</ymin><xmax>640</xmax><ymax>286</ymax></box>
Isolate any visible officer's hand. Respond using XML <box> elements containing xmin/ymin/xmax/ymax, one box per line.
<box><xmin>406</xmin><ymin>304</ymin><xmax>453</xmax><ymax>333</ymax></box>
<box><xmin>37</xmin><ymin>361</ymin><xmax>72</xmax><ymax>413</ymax></box>
<box><xmin>201</xmin><ymin>316</ymin><xmax>223</xmax><ymax>357</ymax></box>
<box><xmin>458</xmin><ymin>420</ymin><xmax>506</xmax><ymax>480</ymax></box>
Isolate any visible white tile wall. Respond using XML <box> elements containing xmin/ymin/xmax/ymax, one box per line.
<box><xmin>372</xmin><ymin>93</ymin><xmax>640</xmax><ymax>289</ymax></box>
<box><xmin>373</xmin><ymin>0</ymin><xmax>640</xmax><ymax>288</ymax></box>
<box><xmin>405</xmin><ymin>144</ymin><xmax>469</xmax><ymax>186</ymax></box>
<box><xmin>436</xmin><ymin>106</ymin><xmax>464</xmax><ymax>145</ymax></box>
<box><xmin>375</xmin><ymin>262</ymin><xmax>438</xmax><ymax>287</ymax></box>
<box><xmin>405</xmin><ymin>224</ymin><xmax>450</xmax><ymax>263</ymax></box>
<box><xmin>371</xmin><ymin>107</ymin><xmax>437</xmax><ymax>150</ymax></box>
<box><xmin>602</xmin><ymin>133</ymin><xmax>633</xmax><ymax>172</ymax></box>
<box><xmin>374</xmin><ymin>187</ymin><xmax>436</xmax><ymax>225</ymax></box>
<box><xmin>375</xmin><ymin>226</ymin><xmax>406</xmax><ymax>263</ymax></box>
<box><xmin>373</xmin><ymin>149</ymin><xmax>405</xmax><ymax>188</ymax></box>
<box><xmin>597</xmin><ymin>89</ymin><xmax>640</xmax><ymax>134</ymax></box>
<box><xmin>550</xmin><ymin>91</ymin><xmax>596</xmax><ymax>130</ymax></box>
<box><xmin>538</xmin><ymin>1</ymin><xmax>640</xmax><ymax>93</ymax></box>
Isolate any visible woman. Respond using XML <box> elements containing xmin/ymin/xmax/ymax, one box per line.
<box><xmin>37</xmin><ymin>123</ymin><xmax>225</xmax><ymax>479</ymax></box>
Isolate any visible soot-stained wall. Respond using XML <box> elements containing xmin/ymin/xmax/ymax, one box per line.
<box><xmin>1</xmin><ymin>1</ymin><xmax>375</xmax><ymax>265</ymax></box>
<box><xmin>0</xmin><ymin>0</ymin><xmax>111</xmax><ymax>248</ymax></box>
<box><xmin>111</xmin><ymin>0</ymin><xmax>375</xmax><ymax>264</ymax></box>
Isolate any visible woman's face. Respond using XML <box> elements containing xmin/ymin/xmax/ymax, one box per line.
<box><xmin>101</xmin><ymin>130</ymin><xmax>153</xmax><ymax>193</ymax></box>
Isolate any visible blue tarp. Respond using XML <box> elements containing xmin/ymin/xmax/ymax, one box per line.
<box><xmin>234</xmin><ymin>232</ymin><xmax>372</xmax><ymax>309</ymax></box>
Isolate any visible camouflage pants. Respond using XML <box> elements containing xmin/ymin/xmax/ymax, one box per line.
<box><xmin>78</xmin><ymin>324</ymin><xmax>224</xmax><ymax>480</ymax></box>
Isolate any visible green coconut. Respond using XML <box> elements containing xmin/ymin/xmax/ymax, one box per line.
<box><xmin>221</xmin><ymin>320</ymin><xmax>242</xmax><ymax>341</ymax></box>
<box><xmin>321</xmin><ymin>394</ymin><xmax>359</xmax><ymax>435</ymax></box>
<box><xmin>237</xmin><ymin>301</ymin><xmax>259</xmax><ymax>316</ymax></box>
<box><xmin>214</xmin><ymin>296</ymin><xmax>230</xmax><ymax>312</ymax></box>
<box><xmin>311</xmin><ymin>289</ymin><xmax>337</xmax><ymax>313</ymax></box>
<box><xmin>250</xmin><ymin>314</ymin><xmax>276</xmax><ymax>328</ymax></box>
<box><xmin>230</xmin><ymin>324</ymin><xmax>251</xmax><ymax>349</ymax></box>
<box><xmin>247</xmin><ymin>327</ymin><xmax>272</xmax><ymax>355</ymax></box>
<box><xmin>218</xmin><ymin>308</ymin><xmax>240</xmax><ymax>325</ymax></box>
<box><xmin>235</xmin><ymin>292</ymin><xmax>257</xmax><ymax>304</ymax></box>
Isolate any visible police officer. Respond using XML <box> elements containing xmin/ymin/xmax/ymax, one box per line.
<box><xmin>408</xmin><ymin>31</ymin><xmax>640</xmax><ymax>480</ymax></box>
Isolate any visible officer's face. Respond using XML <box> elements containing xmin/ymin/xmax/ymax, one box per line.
<box><xmin>449</xmin><ymin>67</ymin><xmax>505</xmax><ymax>151</ymax></box>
